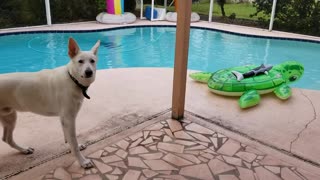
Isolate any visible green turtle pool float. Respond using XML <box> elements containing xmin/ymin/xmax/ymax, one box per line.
<box><xmin>190</xmin><ymin>61</ymin><xmax>304</xmax><ymax>108</ymax></box>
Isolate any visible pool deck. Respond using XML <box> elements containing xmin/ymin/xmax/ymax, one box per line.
<box><xmin>1</xmin><ymin>20</ymin><xmax>320</xmax><ymax>42</ymax></box>
<box><xmin>0</xmin><ymin>20</ymin><xmax>320</xmax><ymax>179</ymax></box>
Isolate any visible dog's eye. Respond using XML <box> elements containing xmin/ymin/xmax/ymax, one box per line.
<box><xmin>78</xmin><ymin>60</ymin><xmax>84</xmax><ymax>64</ymax></box>
<box><xmin>90</xmin><ymin>59</ymin><xmax>95</xmax><ymax>63</ymax></box>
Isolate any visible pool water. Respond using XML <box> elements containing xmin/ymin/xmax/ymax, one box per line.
<box><xmin>0</xmin><ymin>26</ymin><xmax>319</xmax><ymax>90</ymax></box>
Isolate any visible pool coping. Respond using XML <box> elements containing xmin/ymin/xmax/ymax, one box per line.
<box><xmin>1</xmin><ymin>20</ymin><xmax>320</xmax><ymax>43</ymax></box>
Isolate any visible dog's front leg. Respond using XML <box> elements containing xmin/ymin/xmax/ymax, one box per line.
<box><xmin>60</xmin><ymin>114</ymin><xmax>93</xmax><ymax>168</ymax></box>
<box><xmin>60</xmin><ymin>120</ymin><xmax>86</xmax><ymax>151</ymax></box>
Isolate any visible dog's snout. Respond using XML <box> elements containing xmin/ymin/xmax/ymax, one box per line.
<box><xmin>85</xmin><ymin>69</ymin><xmax>93</xmax><ymax>78</ymax></box>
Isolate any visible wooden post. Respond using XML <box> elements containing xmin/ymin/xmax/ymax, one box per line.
<box><xmin>171</xmin><ymin>0</ymin><xmax>192</xmax><ymax>120</ymax></box>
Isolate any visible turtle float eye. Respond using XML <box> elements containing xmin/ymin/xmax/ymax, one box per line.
<box><xmin>289</xmin><ymin>76</ymin><xmax>297</xmax><ymax>82</ymax></box>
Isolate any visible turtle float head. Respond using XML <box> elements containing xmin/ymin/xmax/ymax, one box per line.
<box><xmin>278</xmin><ymin>61</ymin><xmax>304</xmax><ymax>84</ymax></box>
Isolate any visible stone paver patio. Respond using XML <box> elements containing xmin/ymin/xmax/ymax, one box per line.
<box><xmin>20</xmin><ymin>112</ymin><xmax>320</xmax><ymax>180</ymax></box>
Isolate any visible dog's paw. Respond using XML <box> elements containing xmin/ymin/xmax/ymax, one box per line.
<box><xmin>78</xmin><ymin>144</ymin><xmax>87</xmax><ymax>151</ymax></box>
<box><xmin>22</xmin><ymin>147</ymin><xmax>34</xmax><ymax>155</ymax></box>
<box><xmin>81</xmin><ymin>159</ymin><xmax>93</xmax><ymax>169</ymax></box>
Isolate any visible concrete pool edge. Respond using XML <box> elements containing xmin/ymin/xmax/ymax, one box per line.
<box><xmin>0</xmin><ymin>20</ymin><xmax>320</xmax><ymax>43</ymax></box>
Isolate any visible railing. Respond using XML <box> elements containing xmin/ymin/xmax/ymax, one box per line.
<box><xmin>45</xmin><ymin>0</ymin><xmax>52</xmax><ymax>26</ymax></box>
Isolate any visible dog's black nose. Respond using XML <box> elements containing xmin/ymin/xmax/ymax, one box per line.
<box><xmin>85</xmin><ymin>69</ymin><xmax>93</xmax><ymax>77</ymax></box>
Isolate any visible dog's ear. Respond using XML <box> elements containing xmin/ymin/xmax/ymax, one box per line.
<box><xmin>91</xmin><ymin>40</ymin><xmax>100</xmax><ymax>55</ymax></box>
<box><xmin>68</xmin><ymin>38</ymin><xmax>80</xmax><ymax>58</ymax></box>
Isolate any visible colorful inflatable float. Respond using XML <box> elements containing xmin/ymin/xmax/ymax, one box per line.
<box><xmin>189</xmin><ymin>61</ymin><xmax>304</xmax><ymax>108</ymax></box>
<box><xmin>166</xmin><ymin>12</ymin><xmax>200</xmax><ymax>22</ymax></box>
<box><xmin>142</xmin><ymin>0</ymin><xmax>200</xmax><ymax>22</ymax></box>
<box><xmin>96</xmin><ymin>0</ymin><xmax>136</xmax><ymax>24</ymax></box>
<box><xmin>166</xmin><ymin>0</ymin><xmax>200</xmax><ymax>22</ymax></box>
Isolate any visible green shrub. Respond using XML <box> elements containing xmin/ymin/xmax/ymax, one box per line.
<box><xmin>229</xmin><ymin>12</ymin><xmax>236</xmax><ymax>20</ymax></box>
<box><xmin>51</xmin><ymin>0</ymin><xmax>98</xmax><ymax>23</ymax></box>
<box><xmin>0</xmin><ymin>0</ymin><xmax>46</xmax><ymax>28</ymax></box>
<box><xmin>96</xmin><ymin>0</ymin><xmax>105</xmax><ymax>12</ymax></box>
<box><xmin>251</xmin><ymin>0</ymin><xmax>320</xmax><ymax>36</ymax></box>
<box><xmin>0</xmin><ymin>0</ymin><xmax>139</xmax><ymax>28</ymax></box>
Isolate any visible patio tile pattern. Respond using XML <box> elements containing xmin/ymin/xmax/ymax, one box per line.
<box><xmin>37</xmin><ymin>119</ymin><xmax>318</xmax><ymax>180</ymax></box>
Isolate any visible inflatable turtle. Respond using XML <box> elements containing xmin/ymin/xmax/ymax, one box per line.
<box><xmin>189</xmin><ymin>61</ymin><xmax>304</xmax><ymax>108</ymax></box>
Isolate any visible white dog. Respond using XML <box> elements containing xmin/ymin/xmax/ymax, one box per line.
<box><xmin>0</xmin><ymin>38</ymin><xmax>100</xmax><ymax>168</ymax></box>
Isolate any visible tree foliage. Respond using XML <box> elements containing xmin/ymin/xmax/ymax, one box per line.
<box><xmin>0</xmin><ymin>0</ymin><xmax>137</xmax><ymax>28</ymax></box>
<box><xmin>124</xmin><ymin>0</ymin><xmax>136</xmax><ymax>13</ymax></box>
<box><xmin>0</xmin><ymin>0</ymin><xmax>46</xmax><ymax>28</ymax></box>
<box><xmin>51</xmin><ymin>0</ymin><xmax>98</xmax><ymax>23</ymax></box>
<box><xmin>252</xmin><ymin>0</ymin><xmax>320</xmax><ymax>36</ymax></box>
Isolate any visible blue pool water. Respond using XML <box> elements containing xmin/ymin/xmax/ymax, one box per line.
<box><xmin>0</xmin><ymin>26</ymin><xmax>320</xmax><ymax>90</ymax></box>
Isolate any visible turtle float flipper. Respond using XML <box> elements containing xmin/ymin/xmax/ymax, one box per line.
<box><xmin>232</xmin><ymin>64</ymin><xmax>273</xmax><ymax>81</ymax></box>
<box><xmin>189</xmin><ymin>72</ymin><xmax>212</xmax><ymax>83</ymax></box>
<box><xmin>274</xmin><ymin>84</ymin><xmax>292</xmax><ymax>100</ymax></box>
<box><xmin>239</xmin><ymin>90</ymin><xmax>261</xmax><ymax>108</ymax></box>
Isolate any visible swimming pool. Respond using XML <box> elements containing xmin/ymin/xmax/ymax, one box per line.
<box><xmin>0</xmin><ymin>26</ymin><xmax>320</xmax><ymax>90</ymax></box>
